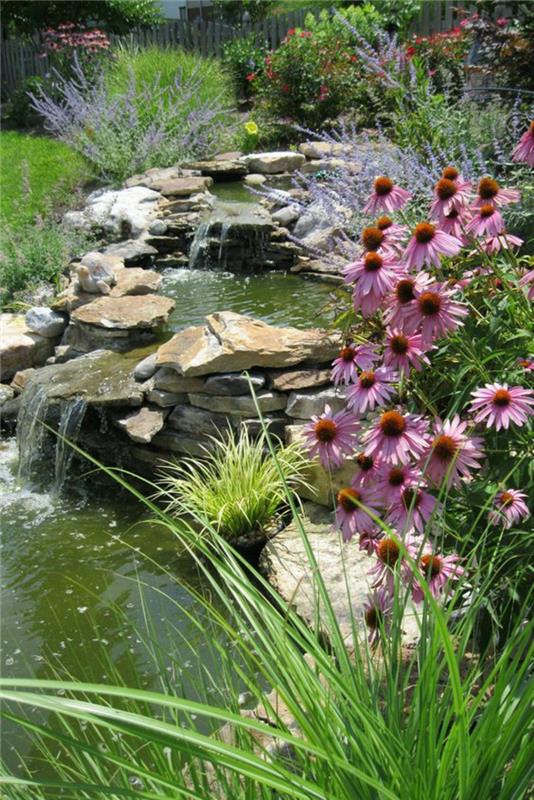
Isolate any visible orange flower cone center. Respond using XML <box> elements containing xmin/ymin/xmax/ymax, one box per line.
<box><xmin>356</xmin><ymin>453</ymin><xmax>374</xmax><ymax>471</ymax></box>
<box><xmin>374</xmin><ymin>176</ymin><xmax>394</xmax><ymax>196</ymax></box>
<box><xmin>315</xmin><ymin>418</ymin><xmax>337</xmax><ymax>442</ymax></box>
<box><xmin>500</xmin><ymin>491</ymin><xmax>515</xmax><ymax>507</ymax></box>
<box><xmin>380</xmin><ymin>411</ymin><xmax>406</xmax><ymax>437</ymax></box>
<box><xmin>388</xmin><ymin>467</ymin><xmax>405</xmax><ymax>486</ymax></box>
<box><xmin>421</xmin><ymin>554</ymin><xmax>442</xmax><ymax>577</ymax></box>
<box><xmin>390</xmin><ymin>334</ymin><xmax>409</xmax><ymax>354</ymax></box>
<box><xmin>436</xmin><ymin>178</ymin><xmax>457</xmax><ymax>200</ymax></box>
<box><xmin>362</xmin><ymin>227</ymin><xmax>385</xmax><ymax>251</ymax></box>
<box><xmin>478</xmin><ymin>177</ymin><xmax>499</xmax><ymax>199</ymax></box>
<box><xmin>432</xmin><ymin>434</ymin><xmax>457</xmax><ymax>462</ymax></box>
<box><xmin>493</xmin><ymin>388</ymin><xmax>511</xmax><ymax>407</ymax></box>
<box><xmin>414</xmin><ymin>222</ymin><xmax>436</xmax><ymax>244</ymax></box>
<box><xmin>337</xmin><ymin>487</ymin><xmax>362</xmax><ymax>512</ymax></box>
<box><xmin>359</xmin><ymin>371</ymin><xmax>376</xmax><ymax>389</ymax></box>
<box><xmin>364</xmin><ymin>252</ymin><xmax>383</xmax><ymax>272</ymax></box>
<box><xmin>340</xmin><ymin>346</ymin><xmax>355</xmax><ymax>362</ymax></box>
<box><xmin>480</xmin><ymin>204</ymin><xmax>495</xmax><ymax>219</ymax></box>
<box><xmin>442</xmin><ymin>166</ymin><xmax>459</xmax><ymax>180</ymax></box>
<box><xmin>396</xmin><ymin>279</ymin><xmax>415</xmax><ymax>304</ymax></box>
<box><xmin>402</xmin><ymin>487</ymin><xmax>422</xmax><ymax>509</ymax></box>
<box><xmin>418</xmin><ymin>291</ymin><xmax>442</xmax><ymax>316</ymax></box>
<box><xmin>377</xmin><ymin>215</ymin><xmax>393</xmax><ymax>230</ymax></box>
<box><xmin>365</xmin><ymin>606</ymin><xmax>382</xmax><ymax>629</ymax></box>
<box><xmin>377</xmin><ymin>537</ymin><xmax>400</xmax><ymax>566</ymax></box>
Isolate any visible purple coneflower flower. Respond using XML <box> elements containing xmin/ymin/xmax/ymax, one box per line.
<box><xmin>369</xmin><ymin>532</ymin><xmax>419</xmax><ymax>591</ymax></box>
<box><xmin>303</xmin><ymin>404</ymin><xmax>359</xmax><ymax>468</ymax></box>
<box><xmin>363</xmin><ymin>588</ymin><xmax>392</xmax><ymax>647</ymax></box>
<box><xmin>430</xmin><ymin>175</ymin><xmax>471</xmax><ymax>220</ymax></box>
<box><xmin>403</xmin><ymin>222</ymin><xmax>462</xmax><ymax>270</ymax></box>
<box><xmin>346</xmin><ymin>367</ymin><xmax>397</xmax><ymax>415</ymax></box>
<box><xmin>512</xmin><ymin>120</ymin><xmax>534</xmax><ymax>167</ymax></box>
<box><xmin>364</xmin><ymin>409</ymin><xmax>429</xmax><ymax>464</ymax></box>
<box><xmin>403</xmin><ymin>282</ymin><xmax>468</xmax><ymax>347</ymax></box>
<box><xmin>473</xmin><ymin>177</ymin><xmax>520</xmax><ymax>208</ymax></box>
<box><xmin>466</xmin><ymin>204</ymin><xmax>505</xmax><ymax>237</ymax></box>
<box><xmin>344</xmin><ymin>250</ymin><xmax>400</xmax><ymax>294</ymax></box>
<box><xmin>489</xmin><ymin>489</ymin><xmax>530</xmax><ymax>528</ymax></box>
<box><xmin>519</xmin><ymin>269</ymin><xmax>534</xmax><ymax>301</ymax></box>
<box><xmin>330</xmin><ymin>342</ymin><xmax>378</xmax><ymax>386</ymax></box>
<box><xmin>335</xmin><ymin>485</ymin><xmax>381</xmax><ymax>541</ymax></box>
<box><xmin>516</xmin><ymin>356</ymin><xmax>534</xmax><ymax>372</ymax></box>
<box><xmin>375</xmin><ymin>215</ymin><xmax>409</xmax><ymax>251</ymax></box>
<box><xmin>412</xmin><ymin>550</ymin><xmax>464</xmax><ymax>603</ymax></box>
<box><xmin>375</xmin><ymin>462</ymin><xmax>422</xmax><ymax>504</ymax></box>
<box><xmin>387</xmin><ymin>485</ymin><xmax>437</xmax><ymax>534</ymax></box>
<box><xmin>383</xmin><ymin>272</ymin><xmax>433</xmax><ymax>329</ymax></box>
<box><xmin>422</xmin><ymin>415</ymin><xmax>485</xmax><ymax>487</ymax></box>
<box><xmin>383</xmin><ymin>328</ymin><xmax>430</xmax><ymax>373</ymax></box>
<box><xmin>352</xmin><ymin>451</ymin><xmax>382</xmax><ymax>488</ymax></box>
<box><xmin>363</xmin><ymin>176</ymin><xmax>411</xmax><ymax>215</ymax></box>
<box><xmin>439</xmin><ymin>207</ymin><xmax>470</xmax><ymax>242</ymax></box>
<box><xmin>468</xmin><ymin>383</ymin><xmax>534</xmax><ymax>431</ymax></box>
<box><xmin>479</xmin><ymin>232</ymin><xmax>524</xmax><ymax>254</ymax></box>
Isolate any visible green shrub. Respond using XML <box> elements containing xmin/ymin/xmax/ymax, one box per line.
<box><xmin>222</xmin><ymin>34</ymin><xmax>268</xmax><ymax>99</ymax></box>
<box><xmin>251</xmin><ymin>5</ymin><xmax>386</xmax><ymax>131</ymax></box>
<box><xmin>156</xmin><ymin>426</ymin><xmax>311</xmax><ymax>541</ymax></box>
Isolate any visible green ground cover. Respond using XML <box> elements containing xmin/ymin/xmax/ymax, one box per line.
<box><xmin>0</xmin><ymin>131</ymin><xmax>90</xmax><ymax>227</ymax></box>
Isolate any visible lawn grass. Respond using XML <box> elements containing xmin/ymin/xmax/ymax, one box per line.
<box><xmin>0</xmin><ymin>131</ymin><xmax>90</xmax><ymax>227</ymax></box>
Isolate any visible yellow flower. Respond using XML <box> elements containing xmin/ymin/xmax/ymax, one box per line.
<box><xmin>244</xmin><ymin>121</ymin><xmax>258</xmax><ymax>136</ymax></box>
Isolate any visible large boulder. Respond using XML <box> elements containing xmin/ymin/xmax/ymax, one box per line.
<box><xmin>71</xmin><ymin>295</ymin><xmax>174</xmax><ymax>331</ymax></box>
<box><xmin>298</xmin><ymin>141</ymin><xmax>346</xmax><ymax>159</ymax></box>
<box><xmin>0</xmin><ymin>314</ymin><xmax>57</xmax><ymax>381</ymax></box>
<box><xmin>156</xmin><ymin>312</ymin><xmax>341</xmax><ymax>377</ymax></box>
<box><xmin>101</xmin><ymin>239</ymin><xmax>158</xmax><ymax>267</ymax></box>
<box><xmin>240</xmin><ymin>152</ymin><xmax>306</xmax><ymax>174</ymax></box>
<box><xmin>63</xmin><ymin>186</ymin><xmax>161</xmax><ymax>239</ymax></box>
<box><xmin>260</xmin><ymin>503</ymin><xmax>420</xmax><ymax>651</ymax></box>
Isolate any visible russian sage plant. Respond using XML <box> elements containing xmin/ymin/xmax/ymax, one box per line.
<box><xmin>29</xmin><ymin>54</ymin><xmax>236</xmax><ymax>183</ymax></box>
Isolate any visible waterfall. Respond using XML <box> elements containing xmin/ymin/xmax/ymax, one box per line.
<box><xmin>188</xmin><ymin>221</ymin><xmax>211</xmax><ymax>269</ymax></box>
<box><xmin>16</xmin><ymin>382</ymin><xmax>87</xmax><ymax>491</ymax></box>
<box><xmin>54</xmin><ymin>397</ymin><xmax>87</xmax><ymax>494</ymax></box>
<box><xmin>16</xmin><ymin>382</ymin><xmax>50</xmax><ymax>481</ymax></box>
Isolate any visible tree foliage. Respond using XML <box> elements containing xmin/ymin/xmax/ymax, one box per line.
<box><xmin>1</xmin><ymin>0</ymin><xmax>162</xmax><ymax>38</ymax></box>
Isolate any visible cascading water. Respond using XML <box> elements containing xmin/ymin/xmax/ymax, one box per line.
<box><xmin>15</xmin><ymin>380</ymin><xmax>87</xmax><ymax>491</ymax></box>
<box><xmin>188</xmin><ymin>221</ymin><xmax>211</xmax><ymax>269</ymax></box>
<box><xmin>54</xmin><ymin>397</ymin><xmax>87</xmax><ymax>494</ymax></box>
<box><xmin>16</xmin><ymin>381</ymin><xmax>50</xmax><ymax>482</ymax></box>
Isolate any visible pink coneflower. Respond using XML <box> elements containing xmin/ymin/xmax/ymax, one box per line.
<box><xmin>412</xmin><ymin>550</ymin><xmax>464</xmax><ymax>603</ymax></box>
<box><xmin>303</xmin><ymin>405</ymin><xmax>359</xmax><ymax>468</ymax></box>
<box><xmin>479</xmin><ymin>232</ymin><xmax>524</xmax><ymax>254</ymax></box>
<box><xmin>335</xmin><ymin>486</ymin><xmax>381</xmax><ymax>542</ymax></box>
<box><xmin>512</xmin><ymin>120</ymin><xmax>534</xmax><ymax>167</ymax></box>
<box><xmin>422</xmin><ymin>415</ymin><xmax>485</xmax><ymax>487</ymax></box>
<box><xmin>352</xmin><ymin>451</ymin><xmax>382</xmax><ymax>487</ymax></box>
<box><xmin>439</xmin><ymin>207</ymin><xmax>471</xmax><ymax>241</ymax></box>
<box><xmin>364</xmin><ymin>409</ymin><xmax>429</xmax><ymax>464</ymax></box>
<box><xmin>344</xmin><ymin>250</ymin><xmax>400</xmax><ymax>294</ymax></box>
<box><xmin>383</xmin><ymin>329</ymin><xmax>430</xmax><ymax>373</ymax></box>
<box><xmin>383</xmin><ymin>272</ymin><xmax>433</xmax><ymax>329</ymax></box>
<box><xmin>363</xmin><ymin>176</ymin><xmax>412</xmax><ymax>215</ymax></box>
<box><xmin>468</xmin><ymin>383</ymin><xmax>534</xmax><ymax>431</ymax></box>
<box><xmin>359</xmin><ymin>528</ymin><xmax>383</xmax><ymax>555</ymax></box>
<box><xmin>346</xmin><ymin>367</ymin><xmax>398</xmax><ymax>414</ymax></box>
<box><xmin>516</xmin><ymin>357</ymin><xmax>534</xmax><ymax>372</ymax></box>
<box><xmin>473</xmin><ymin>177</ymin><xmax>520</xmax><ymax>208</ymax></box>
<box><xmin>467</xmin><ymin>202</ymin><xmax>505</xmax><ymax>237</ymax></box>
<box><xmin>403</xmin><ymin>222</ymin><xmax>462</xmax><ymax>270</ymax></box>
<box><xmin>403</xmin><ymin>282</ymin><xmax>469</xmax><ymax>347</ymax></box>
<box><xmin>430</xmin><ymin>175</ymin><xmax>471</xmax><ymax>220</ymax></box>
<box><xmin>331</xmin><ymin>343</ymin><xmax>378</xmax><ymax>385</ymax></box>
<box><xmin>369</xmin><ymin>532</ymin><xmax>419</xmax><ymax>591</ymax></box>
<box><xmin>375</xmin><ymin>462</ymin><xmax>422</xmax><ymax>504</ymax></box>
<box><xmin>363</xmin><ymin>588</ymin><xmax>392</xmax><ymax>647</ymax></box>
<box><xmin>360</xmin><ymin>226</ymin><xmax>389</xmax><ymax>253</ymax></box>
<box><xmin>376</xmin><ymin>216</ymin><xmax>409</xmax><ymax>250</ymax></box>
<box><xmin>519</xmin><ymin>269</ymin><xmax>534</xmax><ymax>302</ymax></box>
<box><xmin>489</xmin><ymin>489</ymin><xmax>529</xmax><ymax>529</ymax></box>
<box><xmin>387</xmin><ymin>485</ymin><xmax>437</xmax><ymax>534</ymax></box>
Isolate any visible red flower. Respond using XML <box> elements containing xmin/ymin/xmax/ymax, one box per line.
<box><xmin>319</xmin><ymin>84</ymin><xmax>329</xmax><ymax>101</ymax></box>
<box><xmin>281</xmin><ymin>83</ymin><xmax>290</xmax><ymax>93</ymax></box>
<box><xmin>299</xmin><ymin>30</ymin><xmax>312</xmax><ymax>38</ymax></box>
<box><xmin>246</xmin><ymin>72</ymin><xmax>256</xmax><ymax>82</ymax></box>
<box><xmin>287</xmin><ymin>27</ymin><xmax>296</xmax><ymax>36</ymax></box>
<box><xmin>405</xmin><ymin>46</ymin><xmax>415</xmax><ymax>58</ymax></box>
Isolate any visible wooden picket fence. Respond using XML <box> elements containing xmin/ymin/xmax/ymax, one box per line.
<box><xmin>0</xmin><ymin>2</ymin><xmax>515</xmax><ymax>100</ymax></box>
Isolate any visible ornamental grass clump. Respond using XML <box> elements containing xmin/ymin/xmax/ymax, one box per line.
<box><xmin>304</xmin><ymin>120</ymin><xmax>533</xmax><ymax>635</ymax></box>
<box><xmin>29</xmin><ymin>52</ymin><xmax>235</xmax><ymax>183</ymax></box>
<box><xmin>156</xmin><ymin>427</ymin><xmax>310</xmax><ymax>542</ymax></box>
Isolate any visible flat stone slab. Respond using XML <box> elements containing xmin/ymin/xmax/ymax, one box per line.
<box><xmin>241</xmin><ymin>152</ymin><xmax>306</xmax><ymax>174</ymax></box>
<box><xmin>101</xmin><ymin>239</ymin><xmax>158</xmax><ymax>267</ymax></box>
<box><xmin>269</xmin><ymin>367</ymin><xmax>331</xmax><ymax>392</ymax></box>
<box><xmin>0</xmin><ymin>313</ymin><xmax>56</xmax><ymax>381</ymax></box>
<box><xmin>189</xmin><ymin>391</ymin><xmax>287</xmax><ymax>416</ymax></box>
<box><xmin>159</xmin><ymin>176</ymin><xmax>213</xmax><ymax>197</ymax></box>
<box><xmin>156</xmin><ymin>311</ymin><xmax>341</xmax><ymax>377</ymax></box>
<box><xmin>14</xmin><ymin>350</ymin><xmax>146</xmax><ymax>407</ymax></box>
<box><xmin>298</xmin><ymin>141</ymin><xmax>346</xmax><ymax>159</ymax></box>
<box><xmin>115</xmin><ymin>405</ymin><xmax>168</xmax><ymax>443</ymax></box>
<box><xmin>286</xmin><ymin>386</ymin><xmax>346</xmax><ymax>418</ymax></box>
<box><xmin>183</xmin><ymin>159</ymin><xmax>248</xmax><ymax>177</ymax></box>
<box><xmin>260</xmin><ymin>503</ymin><xmax>420</xmax><ymax>651</ymax></box>
<box><xmin>71</xmin><ymin>295</ymin><xmax>174</xmax><ymax>330</ymax></box>
<box><xmin>54</xmin><ymin>268</ymin><xmax>162</xmax><ymax>313</ymax></box>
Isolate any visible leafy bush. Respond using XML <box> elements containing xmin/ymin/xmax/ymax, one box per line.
<box><xmin>222</xmin><ymin>34</ymin><xmax>268</xmax><ymax>99</ymax></box>
<box><xmin>405</xmin><ymin>24</ymin><xmax>471</xmax><ymax>91</ymax></box>
<box><xmin>29</xmin><ymin>51</ymin><xmax>237</xmax><ymax>183</ymax></box>
<box><xmin>4</xmin><ymin>76</ymin><xmax>47</xmax><ymax>129</ymax></box>
<box><xmin>0</xmin><ymin>220</ymin><xmax>95</xmax><ymax>307</ymax></box>
<box><xmin>251</xmin><ymin>5</ymin><xmax>387</xmax><ymax>130</ymax></box>
<box><xmin>157</xmin><ymin>426</ymin><xmax>310</xmax><ymax>541</ymax></box>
